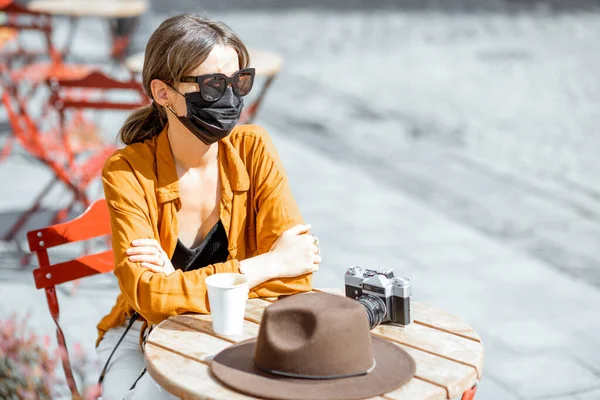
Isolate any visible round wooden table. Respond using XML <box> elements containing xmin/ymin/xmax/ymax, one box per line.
<box><xmin>27</xmin><ymin>0</ymin><xmax>148</xmax><ymax>18</ymax></box>
<box><xmin>125</xmin><ymin>48</ymin><xmax>284</xmax><ymax>77</ymax></box>
<box><xmin>27</xmin><ymin>0</ymin><xmax>148</xmax><ymax>61</ymax></box>
<box><xmin>145</xmin><ymin>289</ymin><xmax>484</xmax><ymax>400</ymax></box>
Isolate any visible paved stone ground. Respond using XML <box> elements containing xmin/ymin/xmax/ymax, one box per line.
<box><xmin>2</xmin><ymin>1</ymin><xmax>600</xmax><ymax>399</ymax></box>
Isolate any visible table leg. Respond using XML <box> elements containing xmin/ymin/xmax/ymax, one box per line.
<box><xmin>2</xmin><ymin>177</ymin><xmax>59</xmax><ymax>242</ymax></box>
<box><xmin>59</xmin><ymin>16</ymin><xmax>79</xmax><ymax>62</ymax></box>
<box><xmin>241</xmin><ymin>74</ymin><xmax>277</xmax><ymax>124</ymax></box>
<box><xmin>108</xmin><ymin>16</ymin><xmax>140</xmax><ymax>62</ymax></box>
<box><xmin>0</xmin><ymin>135</ymin><xmax>14</xmax><ymax>163</ymax></box>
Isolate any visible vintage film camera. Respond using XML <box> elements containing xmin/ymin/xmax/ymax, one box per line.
<box><xmin>345</xmin><ymin>266</ymin><xmax>412</xmax><ymax>329</ymax></box>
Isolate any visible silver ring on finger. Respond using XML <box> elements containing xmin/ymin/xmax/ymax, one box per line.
<box><xmin>157</xmin><ymin>248</ymin><xmax>166</xmax><ymax>268</ymax></box>
<box><xmin>311</xmin><ymin>234</ymin><xmax>319</xmax><ymax>246</ymax></box>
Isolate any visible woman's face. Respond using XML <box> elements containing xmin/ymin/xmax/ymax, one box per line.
<box><xmin>170</xmin><ymin>45</ymin><xmax>240</xmax><ymax>116</ymax></box>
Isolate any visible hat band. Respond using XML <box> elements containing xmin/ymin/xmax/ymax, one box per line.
<box><xmin>256</xmin><ymin>358</ymin><xmax>377</xmax><ymax>380</ymax></box>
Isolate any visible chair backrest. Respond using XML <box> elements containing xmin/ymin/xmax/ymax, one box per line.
<box><xmin>48</xmin><ymin>70</ymin><xmax>149</xmax><ymax>112</ymax></box>
<box><xmin>48</xmin><ymin>70</ymin><xmax>149</xmax><ymax>171</ymax></box>
<box><xmin>29</xmin><ymin>198</ymin><xmax>113</xmax><ymax>297</ymax></box>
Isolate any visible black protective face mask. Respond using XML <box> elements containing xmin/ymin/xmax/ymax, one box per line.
<box><xmin>167</xmin><ymin>86</ymin><xmax>244</xmax><ymax>145</ymax></box>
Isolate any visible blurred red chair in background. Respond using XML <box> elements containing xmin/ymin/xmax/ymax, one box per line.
<box><xmin>1</xmin><ymin>1</ymin><xmax>91</xmax><ymax>80</ymax></box>
<box><xmin>0</xmin><ymin>1</ymin><xmax>92</xmax><ymax>162</ymax></box>
<box><xmin>2</xmin><ymin>70</ymin><xmax>147</xmax><ymax>245</ymax></box>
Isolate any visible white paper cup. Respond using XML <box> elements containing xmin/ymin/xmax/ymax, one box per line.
<box><xmin>205</xmin><ymin>273</ymin><xmax>249</xmax><ymax>336</ymax></box>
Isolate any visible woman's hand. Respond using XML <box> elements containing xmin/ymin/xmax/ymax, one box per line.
<box><xmin>269</xmin><ymin>224</ymin><xmax>321</xmax><ymax>277</ymax></box>
<box><xmin>126</xmin><ymin>239</ymin><xmax>175</xmax><ymax>276</ymax></box>
<box><xmin>240</xmin><ymin>224</ymin><xmax>320</xmax><ymax>288</ymax></box>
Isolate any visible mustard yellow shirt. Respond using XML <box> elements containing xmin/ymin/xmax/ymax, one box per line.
<box><xmin>96</xmin><ymin>124</ymin><xmax>312</xmax><ymax>346</ymax></box>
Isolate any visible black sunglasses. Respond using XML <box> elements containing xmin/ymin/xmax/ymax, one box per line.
<box><xmin>179</xmin><ymin>68</ymin><xmax>256</xmax><ymax>102</ymax></box>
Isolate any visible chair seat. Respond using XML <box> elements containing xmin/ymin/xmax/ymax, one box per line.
<box><xmin>11</xmin><ymin>62</ymin><xmax>92</xmax><ymax>83</ymax></box>
<box><xmin>59</xmin><ymin>115</ymin><xmax>105</xmax><ymax>154</ymax></box>
<box><xmin>24</xmin><ymin>119</ymin><xmax>109</xmax><ymax>168</ymax></box>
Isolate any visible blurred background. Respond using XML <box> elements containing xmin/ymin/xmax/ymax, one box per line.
<box><xmin>1</xmin><ymin>0</ymin><xmax>600</xmax><ymax>399</ymax></box>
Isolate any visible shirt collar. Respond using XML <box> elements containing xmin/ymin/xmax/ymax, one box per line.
<box><xmin>155</xmin><ymin>126</ymin><xmax>249</xmax><ymax>205</ymax></box>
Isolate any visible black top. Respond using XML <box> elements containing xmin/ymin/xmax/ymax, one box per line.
<box><xmin>171</xmin><ymin>220</ymin><xmax>230</xmax><ymax>272</ymax></box>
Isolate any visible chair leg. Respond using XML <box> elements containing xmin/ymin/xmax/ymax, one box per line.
<box><xmin>461</xmin><ymin>382</ymin><xmax>478</xmax><ymax>400</ymax></box>
<box><xmin>51</xmin><ymin>203</ymin><xmax>75</xmax><ymax>226</ymax></box>
<box><xmin>55</xmin><ymin>323</ymin><xmax>82</xmax><ymax>399</ymax></box>
<box><xmin>60</xmin><ymin>16</ymin><xmax>79</xmax><ymax>61</ymax></box>
<box><xmin>108</xmin><ymin>16</ymin><xmax>140</xmax><ymax>62</ymax></box>
<box><xmin>0</xmin><ymin>135</ymin><xmax>14</xmax><ymax>163</ymax></box>
<box><xmin>46</xmin><ymin>287</ymin><xmax>82</xmax><ymax>399</ymax></box>
<box><xmin>3</xmin><ymin>177</ymin><xmax>59</xmax><ymax>241</ymax></box>
<box><xmin>17</xmin><ymin>183</ymin><xmax>84</xmax><ymax>269</ymax></box>
<box><xmin>241</xmin><ymin>74</ymin><xmax>277</xmax><ymax>124</ymax></box>
<box><xmin>49</xmin><ymin>188</ymin><xmax>88</xmax><ymax>226</ymax></box>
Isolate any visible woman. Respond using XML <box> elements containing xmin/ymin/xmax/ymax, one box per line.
<box><xmin>96</xmin><ymin>14</ymin><xmax>320</xmax><ymax>399</ymax></box>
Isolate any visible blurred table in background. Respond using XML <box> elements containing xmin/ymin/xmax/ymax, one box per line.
<box><xmin>28</xmin><ymin>0</ymin><xmax>148</xmax><ymax>18</ymax></box>
<box><xmin>125</xmin><ymin>48</ymin><xmax>283</xmax><ymax>77</ymax></box>
<box><xmin>27</xmin><ymin>0</ymin><xmax>149</xmax><ymax>62</ymax></box>
<box><xmin>245</xmin><ymin>49</ymin><xmax>283</xmax><ymax>78</ymax></box>
<box><xmin>125</xmin><ymin>48</ymin><xmax>284</xmax><ymax>124</ymax></box>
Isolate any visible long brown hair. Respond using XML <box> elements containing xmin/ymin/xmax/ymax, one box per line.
<box><xmin>120</xmin><ymin>14</ymin><xmax>250</xmax><ymax>145</ymax></box>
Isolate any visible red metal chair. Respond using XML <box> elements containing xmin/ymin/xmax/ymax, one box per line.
<box><xmin>28</xmin><ymin>198</ymin><xmax>113</xmax><ymax>399</ymax></box>
<box><xmin>46</xmin><ymin>70</ymin><xmax>149</xmax><ymax>222</ymax></box>
<box><xmin>2</xmin><ymin>89</ymin><xmax>82</xmax><ymax>241</ymax></box>
<box><xmin>2</xmin><ymin>70</ymin><xmax>148</xmax><ymax>244</ymax></box>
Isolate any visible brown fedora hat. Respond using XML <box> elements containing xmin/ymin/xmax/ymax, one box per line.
<box><xmin>210</xmin><ymin>292</ymin><xmax>415</xmax><ymax>400</ymax></box>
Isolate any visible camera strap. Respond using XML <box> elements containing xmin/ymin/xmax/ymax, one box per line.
<box><xmin>129</xmin><ymin>366</ymin><xmax>147</xmax><ymax>391</ymax></box>
<box><xmin>97</xmin><ymin>312</ymin><xmax>139</xmax><ymax>386</ymax></box>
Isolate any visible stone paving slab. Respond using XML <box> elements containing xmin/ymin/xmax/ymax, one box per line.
<box><xmin>488</xmin><ymin>353</ymin><xmax>600</xmax><ymax>399</ymax></box>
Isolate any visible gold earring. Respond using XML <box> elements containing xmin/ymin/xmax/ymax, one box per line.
<box><xmin>165</xmin><ymin>103</ymin><xmax>175</xmax><ymax>114</ymax></box>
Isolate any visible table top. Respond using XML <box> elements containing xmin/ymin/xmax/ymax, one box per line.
<box><xmin>28</xmin><ymin>0</ymin><xmax>149</xmax><ymax>18</ymax></box>
<box><xmin>125</xmin><ymin>48</ymin><xmax>284</xmax><ymax>77</ymax></box>
<box><xmin>145</xmin><ymin>288</ymin><xmax>484</xmax><ymax>400</ymax></box>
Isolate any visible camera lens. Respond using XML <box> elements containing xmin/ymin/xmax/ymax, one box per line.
<box><xmin>357</xmin><ymin>295</ymin><xmax>386</xmax><ymax>329</ymax></box>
